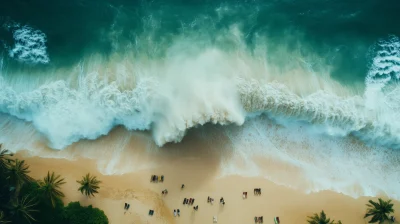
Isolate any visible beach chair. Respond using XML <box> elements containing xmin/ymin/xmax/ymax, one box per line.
<box><xmin>213</xmin><ymin>216</ymin><xmax>217</xmax><ymax>223</ymax></box>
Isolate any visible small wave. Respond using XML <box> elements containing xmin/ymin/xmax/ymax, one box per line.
<box><xmin>3</xmin><ymin>23</ymin><xmax>50</xmax><ymax>64</ymax></box>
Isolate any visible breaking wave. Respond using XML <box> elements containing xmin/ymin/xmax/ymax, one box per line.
<box><xmin>0</xmin><ymin>35</ymin><xmax>399</xmax><ymax>150</ymax></box>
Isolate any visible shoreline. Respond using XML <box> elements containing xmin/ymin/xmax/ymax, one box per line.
<box><xmin>16</xmin><ymin>152</ymin><xmax>400</xmax><ymax>224</ymax></box>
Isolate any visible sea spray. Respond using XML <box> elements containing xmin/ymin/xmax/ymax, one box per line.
<box><xmin>1</xmin><ymin>36</ymin><xmax>400</xmax><ymax>149</ymax></box>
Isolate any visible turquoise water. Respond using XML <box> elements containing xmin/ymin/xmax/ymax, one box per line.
<box><xmin>1</xmin><ymin>0</ymin><xmax>400</xmax><ymax>200</ymax></box>
<box><xmin>2</xmin><ymin>0</ymin><xmax>399</xmax><ymax>81</ymax></box>
<box><xmin>1</xmin><ymin>0</ymin><xmax>400</xmax><ymax>148</ymax></box>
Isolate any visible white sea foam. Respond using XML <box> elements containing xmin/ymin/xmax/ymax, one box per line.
<box><xmin>220</xmin><ymin>116</ymin><xmax>400</xmax><ymax>200</ymax></box>
<box><xmin>0</xmin><ymin>35</ymin><xmax>400</xmax><ymax>150</ymax></box>
<box><xmin>0</xmin><ymin>35</ymin><xmax>400</xmax><ymax>200</ymax></box>
<box><xmin>5</xmin><ymin>24</ymin><xmax>50</xmax><ymax>64</ymax></box>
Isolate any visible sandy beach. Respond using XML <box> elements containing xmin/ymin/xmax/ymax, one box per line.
<box><xmin>15</xmin><ymin>146</ymin><xmax>400</xmax><ymax>224</ymax></box>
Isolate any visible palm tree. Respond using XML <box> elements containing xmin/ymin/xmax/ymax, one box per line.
<box><xmin>38</xmin><ymin>171</ymin><xmax>66</xmax><ymax>207</ymax></box>
<box><xmin>77</xmin><ymin>173</ymin><xmax>101</xmax><ymax>198</ymax></box>
<box><xmin>0</xmin><ymin>210</ymin><xmax>11</xmax><ymax>224</ymax></box>
<box><xmin>7</xmin><ymin>159</ymin><xmax>34</xmax><ymax>200</ymax></box>
<box><xmin>307</xmin><ymin>210</ymin><xmax>335</xmax><ymax>224</ymax></box>
<box><xmin>9</xmin><ymin>195</ymin><xmax>38</xmax><ymax>224</ymax></box>
<box><xmin>0</xmin><ymin>145</ymin><xmax>14</xmax><ymax>171</ymax></box>
<box><xmin>364</xmin><ymin>198</ymin><xmax>394</xmax><ymax>223</ymax></box>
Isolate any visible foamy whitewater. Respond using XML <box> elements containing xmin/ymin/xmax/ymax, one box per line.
<box><xmin>3</xmin><ymin>23</ymin><xmax>49</xmax><ymax>64</ymax></box>
<box><xmin>1</xmin><ymin>0</ymin><xmax>400</xmax><ymax>200</ymax></box>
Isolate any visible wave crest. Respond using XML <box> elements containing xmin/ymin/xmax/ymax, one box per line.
<box><xmin>0</xmin><ymin>36</ymin><xmax>400</xmax><ymax>149</ymax></box>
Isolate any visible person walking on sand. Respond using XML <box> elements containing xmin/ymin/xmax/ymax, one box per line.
<box><xmin>181</xmin><ymin>184</ymin><xmax>185</xmax><ymax>189</ymax></box>
<box><xmin>177</xmin><ymin>209</ymin><xmax>180</xmax><ymax>216</ymax></box>
<box><xmin>124</xmin><ymin>203</ymin><xmax>127</xmax><ymax>210</ymax></box>
<box><xmin>173</xmin><ymin>209</ymin><xmax>177</xmax><ymax>217</ymax></box>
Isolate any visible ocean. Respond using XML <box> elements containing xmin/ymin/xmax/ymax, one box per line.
<box><xmin>0</xmin><ymin>0</ymin><xmax>400</xmax><ymax>199</ymax></box>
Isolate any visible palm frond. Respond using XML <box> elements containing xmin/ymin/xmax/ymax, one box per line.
<box><xmin>0</xmin><ymin>210</ymin><xmax>11</xmax><ymax>224</ymax></box>
<box><xmin>39</xmin><ymin>171</ymin><xmax>66</xmax><ymax>207</ymax></box>
<box><xmin>7</xmin><ymin>159</ymin><xmax>34</xmax><ymax>185</ymax></box>
<box><xmin>364</xmin><ymin>198</ymin><xmax>394</xmax><ymax>223</ymax></box>
<box><xmin>11</xmin><ymin>195</ymin><xmax>38</xmax><ymax>224</ymax></box>
<box><xmin>77</xmin><ymin>173</ymin><xmax>101</xmax><ymax>198</ymax></box>
<box><xmin>307</xmin><ymin>210</ymin><xmax>335</xmax><ymax>224</ymax></box>
<box><xmin>0</xmin><ymin>145</ymin><xmax>14</xmax><ymax>171</ymax></box>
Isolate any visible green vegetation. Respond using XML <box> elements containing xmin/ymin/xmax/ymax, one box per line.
<box><xmin>64</xmin><ymin>202</ymin><xmax>108</xmax><ymax>224</ymax></box>
<box><xmin>0</xmin><ymin>210</ymin><xmax>11</xmax><ymax>224</ymax></box>
<box><xmin>0</xmin><ymin>145</ymin><xmax>13</xmax><ymax>171</ymax></box>
<box><xmin>77</xmin><ymin>173</ymin><xmax>101</xmax><ymax>198</ymax></box>
<box><xmin>307</xmin><ymin>210</ymin><xmax>342</xmax><ymax>224</ymax></box>
<box><xmin>0</xmin><ymin>144</ymin><xmax>108</xmax><ymax>224</ymax></box>
<box><xmin>364</xmin><ymin>198</ymin><xmax>394</xmax><ymax>223</ymax></box>
<box><xmin>7</xmin><ymin>159</ymin><xmax>34</xmax><ymax>200</ymax></box>
<box><xmin>39</xmin><ymin>171</ymin><xmax>66</xmax><ymax>207</ymax></box>
<box><xmin>9</xmin><ymin>195</ymin><xmax>38</xmax><ymax>224</ymax></box>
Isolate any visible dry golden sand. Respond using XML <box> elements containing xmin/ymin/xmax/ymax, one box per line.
<box><xmin>4</xmin><ymin>124</ymin><xmax>398</xmax><ymax>224</ymax></box>
<box><xmin>16</xmin><ymin>150</ymin><xmax>400</xmax><ymax>224</ymax></box>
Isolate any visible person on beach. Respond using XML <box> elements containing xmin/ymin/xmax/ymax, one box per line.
<box><xmin>177</xmin><ymin>209</ymin><xmax>180</xmax><ymax>216</ymax></box>
<box><xmin>192</xmin><ymin>199</ymin><xmax>195</xmax><ymax>205</ymax></box>
<box><xmin>208</xmin><ymin>196</ymin><xmax>210</xmax><ymax>203</ymax></box>
<box><xmin>161</xmin><ymin>175</ymin><xmax>164</xmax><ymax>182</ymax></box>
<box><xmin>220</xmin><ymin>197</ymin><xmax>224</xmax><ymax>203</ymax></box>
<box><xmin>127</xmin><ymin>204</ymin><xmax>130</xmax><ymax>210</ymax></box>
<box><xmin>173</xmin><ymin>209</ymin><xmax>177</xmax><ymax>217</ymax></box>
<box><xmin>124</xmin><ymin>203</ymin><xmax>127</xmax><ymax>210</ymax></box>
<box><xmin>183</xmin><ymin>198</ymin><xmax>187</xmax><ymax>204</ymax></box>
<box><xmin>181</xmin><ymin>184</ymin><xmax>185</xmax><ymax>189</ymax></box>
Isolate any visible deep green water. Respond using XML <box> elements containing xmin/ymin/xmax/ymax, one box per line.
<box><xmin>1</xmin><ymin>0</ymin><xmax>400</xmax><ymax>83</ymax></box>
